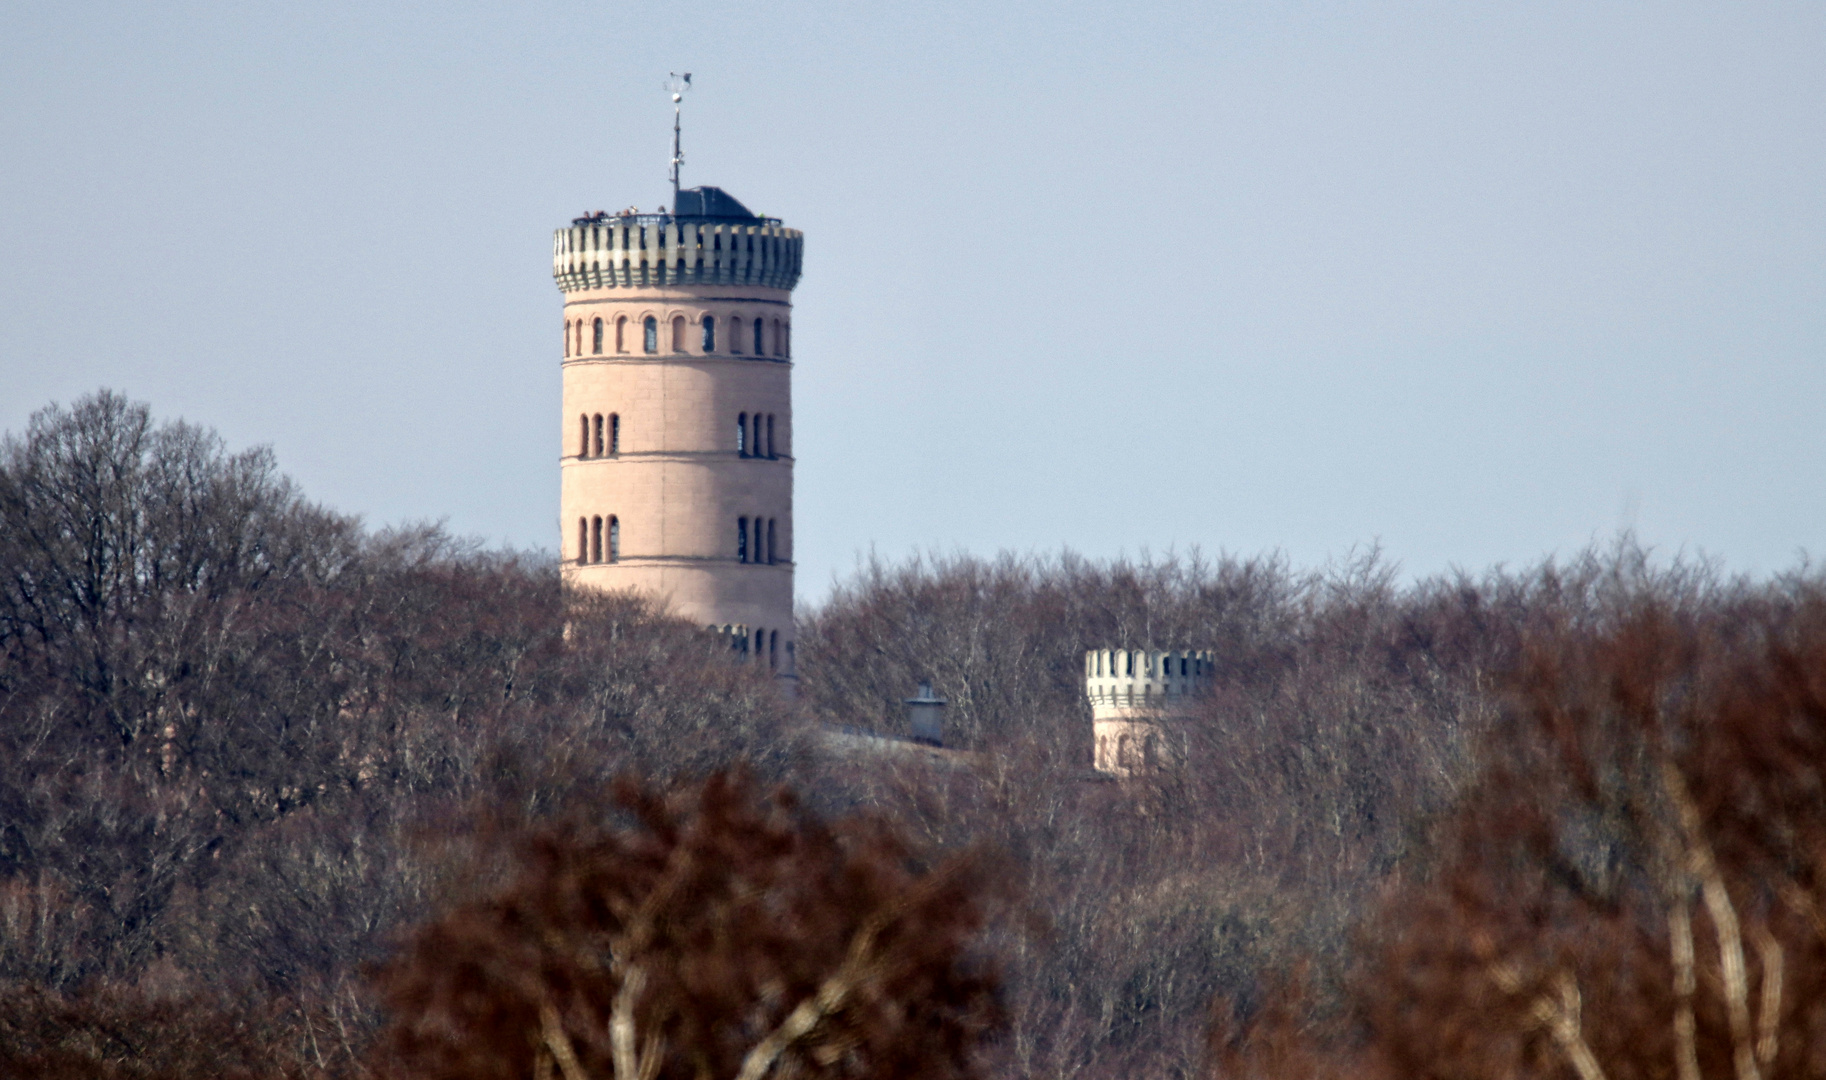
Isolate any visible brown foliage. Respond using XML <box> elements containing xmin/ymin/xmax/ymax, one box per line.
<box><xmin>1344</xmin><ymin>578</ymin><xmax>1826</xmax><ymax>1080</ymax></box>
<box><xmin>372</xmin><ymin>771</ymin><xmax>1005</xmax><ymax>1080</ymax></box>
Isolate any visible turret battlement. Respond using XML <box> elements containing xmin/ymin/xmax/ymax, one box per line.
<box><xmin>554</xmin><ymin>216</ymin><xmax>804</xmax><ymax>293</ymax></box>
<box><xmin>1083</xmin><ymin>649</ymin><xmax>1213</xmax><ymax>718</ymax></box>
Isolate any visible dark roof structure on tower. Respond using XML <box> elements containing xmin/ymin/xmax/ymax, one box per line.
<box><xmin>672</xmin><ymin>186</ymin><xmax>759</xmax><ymax>221</ymax></box>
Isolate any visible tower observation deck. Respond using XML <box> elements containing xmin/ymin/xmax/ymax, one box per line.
<box><xmin>555</xmin><ymin>186</ymin><xmax>804</xmax><ymax>675</ymax></box>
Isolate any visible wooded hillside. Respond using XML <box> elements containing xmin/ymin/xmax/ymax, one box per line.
<box><xmin>3</xmin><ymin>392</ymin><xmax>1822</xmax><ymax>1080</ymax></box>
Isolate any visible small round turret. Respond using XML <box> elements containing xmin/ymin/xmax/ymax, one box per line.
<box><xmin>1084</xmin><ymin>649</ymin><xmax>1213</xmax><ymax>777</ymax></box>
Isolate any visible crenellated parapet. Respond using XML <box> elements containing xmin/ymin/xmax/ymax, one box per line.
<box><xmin>554</xmin><ymin>215</ymin><xmax>804</xmax><ymax>293</ymax></box>
<box><xmin>1084</xmin><ymin>648</ymin><xmax>1214</xmax><ymax>719</ymax></box>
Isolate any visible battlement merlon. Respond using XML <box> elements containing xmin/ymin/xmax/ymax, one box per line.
<box><xmin>1084</xmin><ymin>648</ymin><xmax>1214</xmax><ymax>714</ymax></box>
<box><xmin>553</xmin><ymin>218</ymin><xmax>803</xmax><ymax>293</ymax></box>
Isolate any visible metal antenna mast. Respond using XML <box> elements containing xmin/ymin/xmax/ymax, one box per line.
<box><xmin>666</xmin><ymin>72</ymin><xmax>692</xmax><ymax>209</ymax></box>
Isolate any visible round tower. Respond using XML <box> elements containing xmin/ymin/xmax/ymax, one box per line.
<box><xmin>1084</xmin><ymin>649</ymin><xmax>1214</xmax><ymax>777</ymax></box>
<box><xmin>555</xmin><ymin>186</ymin><xmax>804</xmax><ymax>674</ymax></box>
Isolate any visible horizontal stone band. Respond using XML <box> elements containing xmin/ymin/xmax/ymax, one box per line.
<box><xmin>560</xmin><ymin>357</ymin><xmax>793</xmax><ymax>370</ymax></box>
<box><xmin>567</xmin><ymin>556</ymin><xmax>794</xmax><ymax>569</ymax></box>
<box><xmin>563</xmin><ymin>452</ymin><xmax>794</xmax><ymax>464</ymax></box>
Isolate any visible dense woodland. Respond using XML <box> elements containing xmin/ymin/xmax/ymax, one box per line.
<box><xmin>2</xmin><ymin>391</ymin><xmax>1824</xmax><ymax>1079</ymax></box>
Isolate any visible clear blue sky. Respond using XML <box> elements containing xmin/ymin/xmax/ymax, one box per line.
<box><xmin>3</xmin><ymin>1</ymin><xmax>1821</xmax><ymax>600</ymax></box>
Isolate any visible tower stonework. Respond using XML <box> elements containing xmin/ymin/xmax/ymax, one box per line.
<box><xmin>1084</xmin><ymin>649</ymin><xmax>1213</xmax><ymax>777</ymax></box>
<box><xmin>555</xmin><ymin>187</ymin><xmax>804</xmax><ymax>674</ymax></box>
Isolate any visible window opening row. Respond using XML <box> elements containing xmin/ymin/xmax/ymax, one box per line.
<box><xmin>578</xmin><ymin>515</ymin><xmax>620</xmax><ymax>564</ymax></box>
<box><xmin>578</xmin><ymin>413</ymin><xmax>620</xmax><ymax>458</ymax></box>
<box><xmin>741</xmin><ymin>627</ymin><xmax>780</xmax><ymax>671</ymax></box>
<box><xmin>1117</xmin><ymin>732</ymin><xmax>1163</xmax><ymax>771</ymax></box>
<box><xmin>736</xmin><ymin>412</ymin><xmax>778</xmax><ymax>458</ymax></box>
<box><xmin>736</xmin><ymin>516</ymin><xmax>780</xmax><ymax>565</ymax></box>
<box><xmin>575</xmin><ymin>411</ymin><xmax>780</xmax><ymax>458</ymax></box>
<box><xmin>564</xmin><ymin>315</ymin><xmax>791</xmax><ymax>358</ymax></box>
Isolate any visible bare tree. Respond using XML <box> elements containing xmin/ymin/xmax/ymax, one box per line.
<box><xmin>0</xmin><ymin>392</ymin><xmax>798</xmax><ymax>1074</ymax></box>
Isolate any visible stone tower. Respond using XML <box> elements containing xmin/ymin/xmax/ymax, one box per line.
<box><xmin>1084</xmin><ymin>649</ymin><xmax>1213</xmax><ymax>776</ymax></box>
<box><xmin>554</xmin><ymin>186</ymin><xmax>804</xmax><ymax>674</ymax></box>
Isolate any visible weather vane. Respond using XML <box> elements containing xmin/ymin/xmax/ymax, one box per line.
<box><xmin>666</xmin><ymin>72</ymin><xmax>692</xmax><ymax>210</ymax></box>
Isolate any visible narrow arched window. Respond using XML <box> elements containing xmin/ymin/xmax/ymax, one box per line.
<box><xmin>753</xmin><ymin>518</ymin><xmax>764</xmax><ymax>564</ymax></box>
<box><xmin>752</xmin><ymin>627</ymin><xmax>764</xmax><ymax>663</ymax></box>
<box><xmin>736</xmin><ymin>413</ymin><xmax>747</xmax><ymax>456</ymax></box>
<box><xmin>671</xmin><ymin>315</ymin><xmax>686</xmax><ymax>352</ymax></box>
<box><xmin>731</xmin><ymin>315</ymin><xmax>744</xmax><ymax>354</ymax></box>
<box><xmin>592</xmin><ymin>317</ymin><xmax>604</xmax><ymax>354</ymax></box>
<box><xmin>608</xmin><ymin>413</ymin><xmax>619</xmax><ymax>455</ymax></box>
<box><xmin>784</xmin><ymin>321</ymin><xmax>791</xmax><ymax>358</ymax></box>
<box><xmin>752</xmin><ymin>318</ymin><xmax>763</xmax><ymax>355</ymax></box>
<box><xmin>769</xmin><ymin>630</ymin><xmax>778</xmax><ymax>671</ymax></box>
<box><xmin>616</xmin><ymin>316</ymin><xmax>627</xmax><ymax>353</ymax></box>
<box><xmin>701</xmin><ymin>315</ymin><xmax>716</xmax><ymax>352</ymax></box>
<box><xmin>643</xmin><ymin>316</ymin><xmax>658</xmax><ymax>354</ymax></box>
<box><xmin>564</xmin><ymin>321</ymin><xmax>572</xmax><ymax>358</ymax></box>
<box><xmin>737</xmin><ymin>517</ymin><xmax>748</xmax><ymax>562</ymax></box>
<box><xmin>577</xmin><ymin>518</ymin><xmax>587</xmax><ymax>563</ymax></box>
<box><xmin>593</xmin><ymin>414</ymin><xmax>604</xmax><ymax>456</ymax></box>
<box><xmin>752</xmin><ymin>414</ymin><xmax>762</xmax><ymax>459</ymax></box>
<box><xmin>607</xmin><ymin>516</ymin><xmax>620</xmax><ymax>562</ymax></box>
<box><xmin>771</xmin><ymin>319</ymin><xmax>782</xmax><ymax>356</ymax></box>
<box><xmin>579</xmin><ymin>415</ymin><xmax>589</xmax><ymax>457</ymax></box>
<box><xmin>766</xmin><ymin>518</ymin><xmax>776</xmax><ymax>564</ymax></box>
<box><xmin>766</xmin><ymin>415</ymin><xmax>776</xmax><ymax>459</ymax></box>
<box><xmin>591</xmin><ymin>516</ymin><xmax>603</xmax><ymax>564</ymax></box>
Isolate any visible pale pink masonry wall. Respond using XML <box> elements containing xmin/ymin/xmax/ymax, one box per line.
<box><xmin>559</xmin><ymin>283</ymin><xmax>795</xmax><ymax>654</ymax></box>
